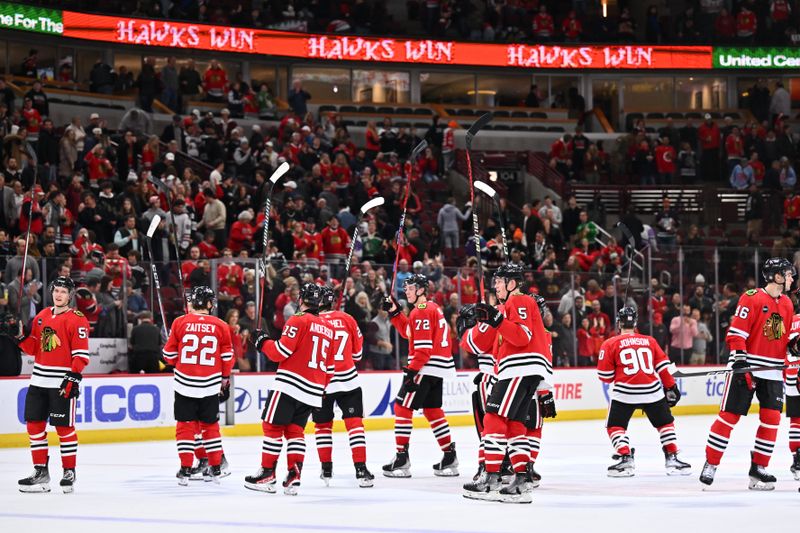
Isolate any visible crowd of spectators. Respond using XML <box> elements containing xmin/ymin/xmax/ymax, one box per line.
<box><xmin>22</xmin><ymin>0</ymin><xmax>800</xmax><ymax>45</ymax></box>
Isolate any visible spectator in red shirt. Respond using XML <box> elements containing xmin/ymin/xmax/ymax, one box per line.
<box><xmin>452</xmin><ymin>260</ymin><xmax>478</xmax><ymax>305</ymax></box>
<box><xmin>217</xmin><ymin>248</ymin><xmax>244</xmax><ymax>298</ymax></box>
<box><xmin>103</xmin><ymin>243</ymin><xmax>131</xmax><ymax>290</ymax></box>
<box><xmin>321</xmin><ymin>216</ymin><xmax>350</xmax><ymax>273</ymax></box>
<box><xmin>21</xmin><ymin>98</ymin><xmax>41</xmax><ymax>139</ymax></box>
<box><xmin>714</xmin><ymin>8</ymin><xmax>736</xmax><ymax>43</ymax></box>
<box><xmin>725</xmin><ymin>126</ymin><xmax>744</xmax><ymax>175</ymax></box>
<box><xmin>771</xmin><ymin>0</ymin><xmax>792</xmax><ymax>37</ymax></box>
<box><xmin>587</xmin><ymin>300</ymin><xmax>611</xmax><ymax>338</ymax></box>
<box><xmin>784</xmin><ymin>190</ymin><xmax>800</xmax><ymax>229</ymax></box>
<box><xmin>203</xmin><ymin>60</ymin><xmax>228</xmax><ymax>102</ymax></box>
<box><xmin>569</xmin><ymin>238</ymin><xmax>594</xmax><ymax>271</ymax></box>
<box><xmin>532</xmin><ymin>4</ymin><xmax>554</xmax><ymax>40</ymax></box>
<box><xmin>83</xmin><ymin>144</ymin><xmax>113</xmax><ymax>188</ymax></box>
<box><xmin>576</xmin><ymin>317</ymin><xmax>594</xmax><ymax>367</ymax></box>
<box><xmin>561</xmin><ymin>10</ymin><xmax>583</xmax><ymax>42</ymax></box>
<box><xmin>198</xmin><ymin>231</ymin><xmax>219</xmax><ymax>259</ymax></box>
<box><xmin>418</xmin><ymin>146</ymin><xmax>439</xmax><ymax>182</ymax></box>
<box><xmin>227</xmin><ymin>209</ymin><xmax>254</xmax><ymax>253</ymax></box>
<box><xmin>698</xmin><ymin>114</ymin><xmax>721</xmax><ymax>182</ymax></box>
<box><xmin>749</xmin><ymin>152</ymin><xmax>766</xmax><ymax>185</ymax></box>
<box><xmin>736</xmin><ymin>6</ymin><xmax>757</xmax><ymax>43</ymax></box>
<box><xmin>654</xmin><ymin>136</ymin><xmax>677</xmax><ymax>184</ymax></box>
<box><xmin>550</xmin><ymin>134</ymin><xmax>572</xmax><ymax>178</ymax></box>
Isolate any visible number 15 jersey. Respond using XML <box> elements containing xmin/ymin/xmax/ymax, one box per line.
<box><xmin>597</xmin><ymin>332</ymin><xmax>675</xmax><ymax>404</ymax></box>
<box><xmin>163</xmin><ymin>313</ymin><xmax>234</xmax><ymax>399</ymax></box>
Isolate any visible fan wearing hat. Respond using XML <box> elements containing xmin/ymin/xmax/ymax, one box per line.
<box><xmin>227</xmin><ymin>210</ymin><xmax>255</xmax><ymax>254</ymax></box>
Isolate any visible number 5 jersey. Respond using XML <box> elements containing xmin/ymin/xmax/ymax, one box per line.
<box><xmin>597</xmin><ymin>332</ymin><xmax>675</xmax><ymax>404</ymax></box>
<box><xmin>20</xmin><ymin>308</ymin><xmax>91</xmax><ymax>388</ymax></box>
<box><xmin>163</xmin><ymin>313</ymin><xmax>235</xmax><ymax>398</ymax></box>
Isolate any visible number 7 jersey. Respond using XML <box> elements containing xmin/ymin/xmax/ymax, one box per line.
<box><xmin>163</xmin><ymin>313</ymin><xmax>235</xmax><ymax>399</ymax></box>
<box><xmin>320</xmin><ymin>309</ymin><xmax>364</xmax><ymax>394</ymax></box>
<box><xmin>597</xmin><ymin>332</ymin><xmax>676</xmax><ymax>404</ymax></box>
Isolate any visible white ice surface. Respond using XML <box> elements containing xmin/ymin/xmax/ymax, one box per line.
<box><xmin>0</xmin><ymin>414</ymin><xmax>798</xmax><ymax>533</ymax></box>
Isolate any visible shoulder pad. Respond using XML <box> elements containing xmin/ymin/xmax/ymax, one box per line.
<box><xmin>745</xmin><ymin>289</ymin><xmax>758</xmax><ymax>296</ymax></box>
<box><xmin>73</xmin><ymin>310</ymin><xmax>85</xmax><ymax>317</ymax></box>
<box><xmin>417</xmin><ymin>303</ymin><xmax>427</xmax><ymax>309</ymax></box>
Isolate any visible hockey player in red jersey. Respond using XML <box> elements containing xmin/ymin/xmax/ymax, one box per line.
<box><xmin>701</xmin><ymin>257</ymin><xmax>795</xmax><ymax>490</ymax></box>
<box><xmin>463</xmin><ymin>264</ymin><xmax>552</xmax><ymax>504</ymax></box>
<box><xmin>597</xmin><ymin>306</ymin><xmax>690</xmax><ymax>477</ymax></box>
<box><xmin>313</xmin><ymin>286</ymin><xmax>374</xmax><ymax>487</ymax></box>
<box><xmin>246</xmin><ymin>283</ymin><xmax>336</xmax><ymax>495</ymax></box>
<box><xmin>786</xmin><ymin>313</ymin><xmax>800</xmax><ymax>479</ymax></box>
<box><xmin>382</xmin><ymin>274</ymin><xmax>458</xmax><ymax>478</ymax></box>
<box><xmin>17</xmin><ymin>276</ymin><xmax>90</xmax><ymax>493</ymax></box>
<box><xmin>162</xmin><ymin>286</ymin><xmax>234</xmax><ymax>485</ymax></box>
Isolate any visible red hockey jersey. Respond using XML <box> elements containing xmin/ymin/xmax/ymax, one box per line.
<box><xmin>163</xmin><ymin>313</ymin><xmax>234</xmax><ymax>399</ymax></box>
<box><xmin>320</xmin><ymin>309</ymin><xmax>364</xmax><ymax>394</ymax></box>
<box><xmin>391</xmin><ymin>301</ymin><xmax>456</xmax><ymax>379</ymax></box>
<box><xmin>727</xmin><ymin>288</ymin><xmax>794</xmax><ymax>381</ymax></box>
<box><xmin>491</xmin><ymin>293</ymin><xmax>552</xmax><ymax>382</ymax></box>
<box><xmin>786</xmin><ymin>313</ymin><xmax>800</xmax><ymax>397</ymax></box>
<box><xmin>260</xmin><ymin>311</ymin><xmax>335</xmax><ymax>407</ymax></box>
<box><xmin>461</xmin><ymin>320</ymin><xmax>498</xmax><ymax>375</ymax></box>
<box><xmin>20</xmin><ymin>308</ymin><xmax>91</xmax><ymax>389</ymax></box>
<box><xmin>597</xmin><ymin>332</ymin><xmax>675</xmax><ymax>404</ymax></box>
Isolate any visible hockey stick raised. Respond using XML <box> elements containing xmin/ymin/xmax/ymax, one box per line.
<box><xmin>148</xmin><ymin>173</ymin><xmax>187</xmax><ymax>309</ymax></box>
<box><xmin>389</xmin><ymin>140</ymin><xmax>428</xmax><ymax>298</ymax></box>
<box><xmin>336</xmin><ymin>196</ymin><xmax>385</xmax><ymax>310</ymax></box>
<box><xmin>669</xmin><ymin>362</ymin><xmax>798</xmax><ymax>379</ymax></box>
<box><xmin>474</xmin><ymin>180</ymin><xmax>508</xmax><ymax>263</ymax></box>
<box><xmin>145</xmin><ymin>214</ymin><xmax>169</xmax><ymax>340</ymax></box>
<box><xmin>255</xmin><ymin>161</ymin><xmax>291</xmax><ymax>331</ymax></box>
<box><xmin>615</xmin><ymin>221</ymin><xmax>637</xmax><ymax>307</ymax></box>
<box><xmin>17</xmin><ymin>170</ymin><xmax>38</xmax><ymax>318</ymax></box>
<box><xmin>465</xmin><ymin>112</ymin><xmax>493</xmax><ymax>303</ymax></box>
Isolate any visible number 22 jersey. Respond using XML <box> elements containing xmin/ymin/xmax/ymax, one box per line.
<box><xmin>597</xmin><ymin>332</ymin><xmax>675</xmax><ymax>404</ymax></box>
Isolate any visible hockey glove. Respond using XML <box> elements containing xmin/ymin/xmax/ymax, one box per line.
<box><xmin>219</xmin><ymin>376</ymin><xmax>231</xmax><ymax>402</ymax></box>
<box><xmin>538</xmin><ymin>391</ymin><xmax>557</xmax><ymax>418</ymax></box>
<box><xmin>59</xmin><ymin>371</ymin><xmax>82</xmax><ymax>399</ymax></box>
<box><xmin>457</xmin><ymin>304</ymin><xmax>478</xmax><ymax>337</ymax></box>
<box><xmin>473</xmin><ymin>372</ymin><xmax>484</xmax><ymax>386</ymax></box>
<box><xmin>474</xmin><ymin>302</ymin><xmax>503</xmax><ymax>328</ymax></box>
<box><xmin>731</xmin><ymin>350</ymin><xmax>754</xmax><ymax>391</ymax></box>
<box><xmin>383</xmin><ymin>296</ymin><xmax>401</xmax><ymax>318</ymax></box>
<box><xmin>252</xmin><ymin>329</ymin><xmax>271</xmax><ymax>352</ymax></box>
<box><xmin>664</xmin><ymin>384</ymin><xmax>681</xmax><ymax>407</ymax></box>
<box><xmin>402</xmin><ymin>367</ymin><xmax>419</xmax><ymax>392</ymax></box>
<box><xmin>789</xmin><ymin>335</ymin><xmax>800</xmax><ymax>362</ymax></box>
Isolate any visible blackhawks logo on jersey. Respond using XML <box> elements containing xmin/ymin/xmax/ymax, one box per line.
<box><xmin>40</xmin><ymin>326</ymin><xmax>62</xmax><ymax>352</ymax></box>
<box><xmin>763</xmin><ymin>312</ymin><xmax>786</xmax><ymax>341</ymax></box>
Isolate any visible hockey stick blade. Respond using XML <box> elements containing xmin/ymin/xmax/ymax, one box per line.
<box><xmin>269</xmin><ymin>161</ymin><xmax>291</xmax><ymax>184</ymax></box>
<box><xmin>474</xmin><ymin>180</ymin><xmax>497</xmax><ymax>198</ymax></box>
<box><xmin>616</xmin><ymin>221</ymin><xmax>636</xmax><ymax>246</ymax></box>
<box><xmin>465</xmin><ymin>112</ymin><xmax>494</xmax><ymax>149</ymax></box>
<box><xmin>360</xmin><ymin>196</ymin><xmax>385</xmax><ymax>215</ymax></box>
<box><xmin>410</xmin><ymin>139</ymin><xmax>428</xmax><ymax>161</ymax></box>
<box><xmin>146</xmin><ymin>214</ymin><xmax>162</xmax><ymax>238</ymax></box>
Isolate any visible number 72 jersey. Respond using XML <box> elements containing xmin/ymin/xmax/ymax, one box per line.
<box><xmin>163</xmin><ymin>313</ymin><xmax>234</xmax><ymax>399</ymax></box>
<box><xmin>597</xmin><ymin>332</ymin><xmax>676</xmax><ymax>404</ymax></box>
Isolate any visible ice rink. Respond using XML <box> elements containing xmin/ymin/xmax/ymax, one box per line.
<box><xmin>0</xmin><ymin>414</ymin><xmax>798</xmax><ymax>533</ymax></box>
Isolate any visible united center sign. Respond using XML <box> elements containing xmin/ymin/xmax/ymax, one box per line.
<box><xmin>714</xmin><ymin>47</ymin><xmax>800</xmax><ymax>69</ymax></box>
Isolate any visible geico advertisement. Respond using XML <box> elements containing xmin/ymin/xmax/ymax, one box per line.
<box><xmin>0</xmin><ymin>368</ymin><xmax>729</xmax><ymax>435</ymax></box>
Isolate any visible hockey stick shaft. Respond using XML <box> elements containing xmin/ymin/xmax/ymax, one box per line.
<box><xmin>17</xmin><ymin>170</ymin><xmax>38</xmax><ymax>318</ymax></box>
<box><xmin>465</xmin><ymin>114</ymin><xmax>492</xmax><ymax>303</ymax></box>
<box><xmin>144</xmin><ymin>235</ymin><xmax>169</xmax><ymax>339</ymax></box>
<box><xmin>148</xmin><ymin>175</ymin><xmax>186</xmax><ymax>311</ymax></box>
<box><xmin>670</xmin><ymin>362</ymin><xmax>798</xmax><ymax>379</ymax></box>
<box><xmin>474</xmin><ymin>181</ymin><xmax>508</xmax><ymax>263</ymax></box>
<box><xmin>337</xmin><ymin>197</ymin><xmax>385</xmax><ymax>310</ymax></box>
<box><xmin>616</xmin><ymin>221</ymin><xmax>636</xmax><ymax>305</ymax></box>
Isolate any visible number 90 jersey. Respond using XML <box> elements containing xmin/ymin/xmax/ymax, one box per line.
<box><xmin>597</xmin><ymin>332</ymin><xmax>675</xmax><ymax>404</ymax></box>
<box><xmin>320</xmin><ymin>309</ymin><xmax>364</xmax><ymax>394</ymax></box>
<box><xmin>260</xmin><ymin>312</ymin><xmax>336</xmax><ymax>408</ymax></box>
<box><xmin>163</xmin><ymin>313</ymin><xmax>234</xmax><ymax>398</ymax></box>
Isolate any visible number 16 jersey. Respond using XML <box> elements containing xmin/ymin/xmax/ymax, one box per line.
<box><xmin>597</xmin><ymin>332</ymin><xmax>676</xmax><ymax>404</ymax></box>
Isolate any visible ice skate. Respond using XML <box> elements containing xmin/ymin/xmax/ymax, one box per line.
<box><xmin>382</xmin><ymin>446</ymin><xmax>411</xmax><ymax>478</ymax></box>
<box><xmin>176</xmin><ymin>466</ymin><xmax>192</xmax><ymax>486</ymax></box>
<box><xmin>498</xmin><ymin>472</ymin><xmax>533</xmax><ymax>504</ymax></box>
<box><xmin>791</xmin><ymin>450</ymin><xmax>800</xmax><ymax>481</ymax></box>
<box><xmin>699</xmin><ymin>461</ymin><xmax>717</xmax><ymax>487</ymax></box>
<box><xmin>472</xmin><ymin>463</ymin><xmax>485</xmax><ymax>482</ymax></box>
<box><xmin>664</xmin><ymin>449</ymin><xmax>691</xmax><ymax>476</ymax></box>
<box><xmin>219</xmin><ymin>454</ymin><xmax>231</xmax><ymax>478</ymax></box>
<box><xmin>525</xmin><ymin>462</ymin><xmax>541</xmax><ymax>489</ymax></box>
<box><xmin>209</xmin><ymin>465</ymin><xmax>222</xmax><ymax>484</ymax></box>
<box><xmin>607</xmin><ymin>453</ymin><xmax>634</xmax><ymax>477</ymax></box>
<box><xmin>18</xmin><ymin>462</ymin><xmax>50</xmax><ymax>493</ymax></box>
<box><xmin>499</xmin><ymin>456</ymin><xmax>514</xmax><ymax>484</ymax></box>
<box><xmin>189</xmin><ymin>458</ymin><xmax>208</xmax><ymax>481</ymax></box>
<box><xmin>462</xmin><ymin>471</ymin><xmax>501</xmax><ymax>501</ymax></box>
<box><xmin>60</xmin><ymin>468</ymin><xmax>76</xmax><ymax>493</ymax></box>
<box><xmin>355</xmin><ymin>462</ymin><xmax>374</xmax><ymax>488</ymax></box>
<box><xmin>283</xmin><ymin>462</ymin><xmax>303</xmax><ymax>495</ymax></box>
<box><xmin>244</xmin><ymin>467</ymin><xmax>276</xmax><ymax>493</ymax></box>
<box><xmin>748</xmin><ymin>454</ymin><xmax>776</xmax><ymax>491</ymax></box>
<box><xmin>320</xmin><ymin>461</ymin><xmax>333</xmax><ymax>486</ymax></box>
<box><xmin>432</xmin><ymin>443</ymin><xmax>459</xmax><ymax>477</ymax></box>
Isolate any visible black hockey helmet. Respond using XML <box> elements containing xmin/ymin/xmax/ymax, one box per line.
<box><xmin>617</xmin><ymin>306</ymin><xmax>638</xmax><ymax>329</ymax></box>
<box><xmin>456</xmin><ymin>304</ymin><xmax>478</xmax><ymax>337</ymax></box>
<box><xmin>493</xmin><ymin>263</ymin><xmax>524</xmax><ymax>283</ymax></box>
<box><xmin>762</xmin><ymin>257</ymin><xmax>795</xmax><ymax>284</ymax></box>
<box><xmin>403</xmin><ymin>274</ymin><xmax>429</xmax><ymax>293</ymax></box>
<box><xmin>299</xmin><ymin>283</ymin><xmax>324</xmax><ymax>312</ymax></box>
<box><xmin>49</xmin><ymin>276</ymin><xmax>75</xmax><ymax>298</ymax></box>
<box><xmin>320</xmin><ymin>285</ymin><xmax>336</xmax><ymax>311</ymax></box>
<box><xmin>189</xmin><ymin>285</ymin><xmax>216</xmax><ymax>311</ymax></box>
